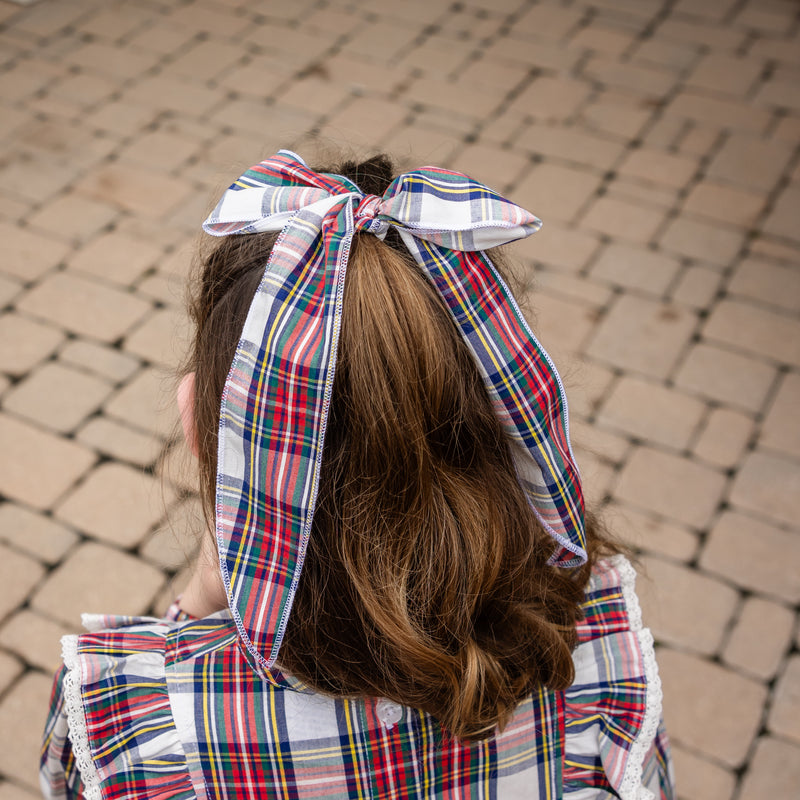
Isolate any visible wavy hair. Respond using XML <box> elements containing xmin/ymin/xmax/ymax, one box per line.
<box><xmin>185</xmin><ymin>155</ymin><xmax>618</xmax><ymax>740</ymax></box>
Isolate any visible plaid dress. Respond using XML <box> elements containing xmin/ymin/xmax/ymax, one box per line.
<box><xmin>41</xmin><ymin>555</ymin><xmax>674</xmax><ymax>800</ymax></box>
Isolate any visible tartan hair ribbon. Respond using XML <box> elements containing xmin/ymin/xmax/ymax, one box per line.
<box><xmin>202</xmin><ymin>149</ymin><xmax>586</xmax><ymax>675</ymax></box>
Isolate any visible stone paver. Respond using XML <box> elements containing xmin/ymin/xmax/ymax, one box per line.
<box><xmin>665</xmin><ymin>89</ymin><xmax>771</xmax><ymax>133</ymax></box>
<box><xmin>0</xmin><ymin>780</ymin><xmax>46</xmax><ymax>799</ymax></box>
<box><xmin>140</xmin><ymin>496</ymin><xmax>203</xmax><ymax>572</ymax></box>
<box><xmin>597</xmin><ymin>376</ymin><xmax>705</xmax><ymax>450</ymax></box>
<box><xmin>3</xmin><ymin>361</ymin><xmax>112</xmax><ymax>433</ymax></box>
<box><xmin>671</xmin><ymin>744</ymin><xmax>736</xmax><ymax>800</ymax></box>
<box><xmin>702</xmin><ymin>511</ymin><xmax>800</xmax><ymax>603</ymax></box>
<box><xmin>659</xmin><ymin>215</ymin><xmax>744</xmax><ymax>266</ymax></box>
<box><xmin>68</xmin><ymin>230</ymin><xmax>162</xmax><ymax>287</ymax></box>
<box><xmin>528</xmin><ymin>291</ymin><xmax>596</xmax><ymax>364</ymax></box>
<box><xmin>104</xmin><ymin>366</ymin><xmax>180</xmax><ymax>439</ymax></box>
<box><xmin>722</xmin><ymin>596</ymin><xmax>794</xmax><ymax>681</ymax></box>
<box><xmin>671</xmin><ymin>265</ymin><xmax>722</xmax><ymax>310</ymax></box>
<box><xmin>0</xmin><ymin>651</ymin><xmax>23</xmax><ymax>698</ymax></box>
<box><xmin>0</xmin><ymin>312</ymin><xmax>63</xmax><ymax>376</ymax></box>
<box><xmin>729</xmin><ymin>257</ymin><xmax>800</xmax><ymax>315</ymax></box>
<box><xmin>55</xmin><ymin>462</ymin><xmax>175</xmax><ymax>549</ymax></box>
<box><xmin>74</xmin><ymin>163</ymin><xmax>194</xmax><ymax>219</ymax></box>
<box><xmin>0</xmin><ymin>275</ymin><xmax>21</xmax><ymax>308</ymax></box>
<box><xmin>614</xmin><ymin>446</ymin><xmax>726</xmax><ymax>529</ymax></box>
<box><xmin>1</xmin><ymin>222</ymin><xmax>71</xmax><ymax>281</ymax></box>
<box><xmin>0</xmin><ymin>544</ymin><xmax>46</xmax><ymax>620</ymax></box>
<box><xmin>693</xmin><ymin>407</ymin><xmax>754</xmax><ymax>469</ymax></box>
<box><xmin>123</xmin><ymin>306</ymin><xmax>189</xmax><ymax>368</ymax></box>
<box><xmin>0</xmin><ymin>414</ymin><xmax>95</xmax><ymax>509</ymax></box>
<box><xmin>0</xmin><ymin>503</ymin><xmax>78</xmax><ymax>565</ymax></box>
<box><xmin>762</xmin><ymin>184</ymin><xmax>800</xmax><ymax>243</ymax></box>
<box><xmin>27</xmin><ymin>192</ymin><xmax>119</xmax><ymax>243</ymax></box>
<box><xmin>657</xmin><ymin>648</ymin><xmax>767</xmax><ymax>768</ymax></box>
<box><xmin>617</xmin><ymin>146</ymin><xmax>698</xmax><ymax>189</ymax></box>
<box><xmin>674</xmin><ymin>342</ymin><xmax>776</xmax><ymax>413</ymax></box>
<box><xmin>730</xmin><ymin>450</ymin><xmax>800</xmax><ymax>529</ymax></box>
<box><xmin>0</xmin><ymin>609</ymin><xmax>74</xmax><ymax>673</ymax></box>
<box><xmin>606</xmin><ymin>502</ymin><xmax>699</xmax><ymax>562</ymax></box>
<box><xmin>16</xmin><ymin>271</ymin><xmax>151</xmax><ymax>342</ymax></box>
<box><xmin>768</xmin><ymin>655</ymin><xmax>800</xmax><ymax>746</ymax></box>
<box><xmin>760</xmin><ymin>371</ymin><xmax>800</xmax><ymax>460</ymax></box>
<box><xmin>0</xmin><ymin>671</ymin><xmax>54</xmax><ymax>792</ymax></box>
<box><xmin>0</xmin><ymin>0</ymin><xmax>797</xmax><ymax>797</ymax></box>
<box><xmin>707</xmin><ymin>134</ymin><xmax>793</xmax><ymax>193</ymax></box>
<box><xmin>514</xmin><ymin>162</ymin><xmax>601</xmax><ymax>224</ymax></box>
<box><xmin>76</xmin><ymin>417</ymin><xmax>164</xmax><ymax>467</ymax></box>
<box><xmin>31</xmin><ymin>541</ymin><xmax>165</xmax><ymax>627</ymax></box>
<box><xmin>581</xmin><ymin>196</ymin><xmax>666</xmax><ymax>244</ymax></box>
<box><xmin>739</xmin><ymin>736</ymin><xmax>800</xmax><ymax>800</ymax></box>
<box><xmin>705</xmin><ymin>298</ymin><xmax>800</xmax><ymax>369</ymax></box>
<box><xmin>589</xmin><ymin>242</ymin><xmax>682</xmax><ymax>296</ymax></box>
<box><xmin>637</xmin><ymin>556</ymin><xmax>738</xmax><ymax>656</ymax></box>
<box><xmin>58</xmin><ymin>340</ymin><xmax>141</xmax><ymax>384</ymax></box>
<box><xmin>587</xmin><ymin>295</ymin><xmax>696</xmax><ymax>379</ymax></box>
<box><xmin>683</xmin><ymin>179</ymin><xmax>766</xmax><ymax>228</ymax></box>
<box><xmin>513</xmin><ymin>221</ymin><xmax>600</xmax><ymax>274</ymax></box>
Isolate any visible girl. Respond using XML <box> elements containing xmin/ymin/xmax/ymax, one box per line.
<box><xmin>41</xmin><ymin>150</ymin><xmax>674</xmax><ymax>799</ymax></box>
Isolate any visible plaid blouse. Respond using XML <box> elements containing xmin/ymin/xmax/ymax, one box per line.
<box><xmin>41</xmin><ymin>556</ymin><xmax>674</xmax><ymax>800</ymax></box>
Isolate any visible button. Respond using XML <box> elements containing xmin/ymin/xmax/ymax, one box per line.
<box><xmin>376</xmin><ymin>698</ymin><xmax>403</xmax><ymax>728</ymax></box>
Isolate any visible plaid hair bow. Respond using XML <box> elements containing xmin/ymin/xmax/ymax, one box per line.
<box><xmin>203</xmin><ymin>150</ymin><xmax>586</xmax><ymax>674</ymax></box>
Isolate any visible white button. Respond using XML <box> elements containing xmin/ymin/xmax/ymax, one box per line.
<box><xmin>376</xmin><ymin>698</ymin><xmax>403</xmax><ymax>727</ymax></box>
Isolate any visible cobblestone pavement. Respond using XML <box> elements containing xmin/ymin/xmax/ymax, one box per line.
<box><xmin>0</xmin><ymin>0</ymin><xmax>798</xmax><ymax>797</ymax></box>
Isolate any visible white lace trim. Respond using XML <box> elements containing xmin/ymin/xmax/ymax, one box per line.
<box><xmin>61</xmin><ymin>635</ymin><xmax>103</xmax><ymax>800</ymax></box>
<box><xmin>610</xmin><ymin>555</ymin><xmax>664</xmax><ymax>800</ymax></box>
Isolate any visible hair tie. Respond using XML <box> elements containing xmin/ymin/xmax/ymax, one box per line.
<box><xmin>203</xmin><ymin>150</ymin><xmax>586</xmax><ymax>675</ymax></box>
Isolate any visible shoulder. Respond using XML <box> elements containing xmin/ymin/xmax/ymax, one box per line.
<box><xmin>42</xmin><ymin>612</ymin><xmax>238</xmax><ymax>800</ymax></box>
<box><xmin>564</xmin><ymin>555</ymin><xmax>675</xmax><ymax>799</ymax></box>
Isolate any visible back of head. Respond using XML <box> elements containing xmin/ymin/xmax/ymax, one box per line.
<box><xmin>188</xmin><ymin>155</ymin><xmax>596</xmax><ymax>740</ymax></box>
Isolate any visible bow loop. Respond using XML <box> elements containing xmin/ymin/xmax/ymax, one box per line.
<box><xmin>379</xmin><ymin>167</ymin><xmax>542</xmax><ymax>250</ymax></box>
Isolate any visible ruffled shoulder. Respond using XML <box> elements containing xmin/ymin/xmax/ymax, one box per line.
<box><xmin>58</xmin><ymin>616</ymin><xmax>199</xmax><ymax>800</ymax></box>
<box><xmin>564</xmin><ymin>555</ymin><xmax>673</xmax><ymax>800</ymax></box>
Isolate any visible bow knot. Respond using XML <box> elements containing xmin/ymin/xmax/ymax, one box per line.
<box><xmin>354</xmin><ymin>194</ymin><xmax>380</xmax><ymax>220</ymax></box>
<box><xmin>352</xmin><ymin>194</ymin><xmax>388</xmax><ymax>237</ymax></box>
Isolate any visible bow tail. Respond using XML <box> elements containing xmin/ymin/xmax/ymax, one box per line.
<box><xmin>216</xmin><ymin>205</ymin><xmax>354</xmax><ymax>673</ymax></box>
<box><xmin>396</xmin><ymin>230</ymin><xmax>587</xmax><ymax>567</ymax></box>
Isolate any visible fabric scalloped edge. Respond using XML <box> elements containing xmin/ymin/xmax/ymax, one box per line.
<box><xmin>610</xmin><ymin>555</ymin><xmax>663</xmax><ymax>800</ymax></box>
<box><xmin>60</xmin><ymin>635</ymin><xmax>103</xmax><ymax>800</ymax></box>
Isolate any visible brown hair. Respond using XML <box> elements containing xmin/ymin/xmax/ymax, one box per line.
<box><xmin>186</xmin><ymin>155</ymin><xmax>618</xmax><ymax>740</ymax></box>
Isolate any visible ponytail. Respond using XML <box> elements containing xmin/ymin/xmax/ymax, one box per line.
<box><xmin>280</xmin><ymin>233</ymin><xmax>588</xmax><ymax>739</ymax></box>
